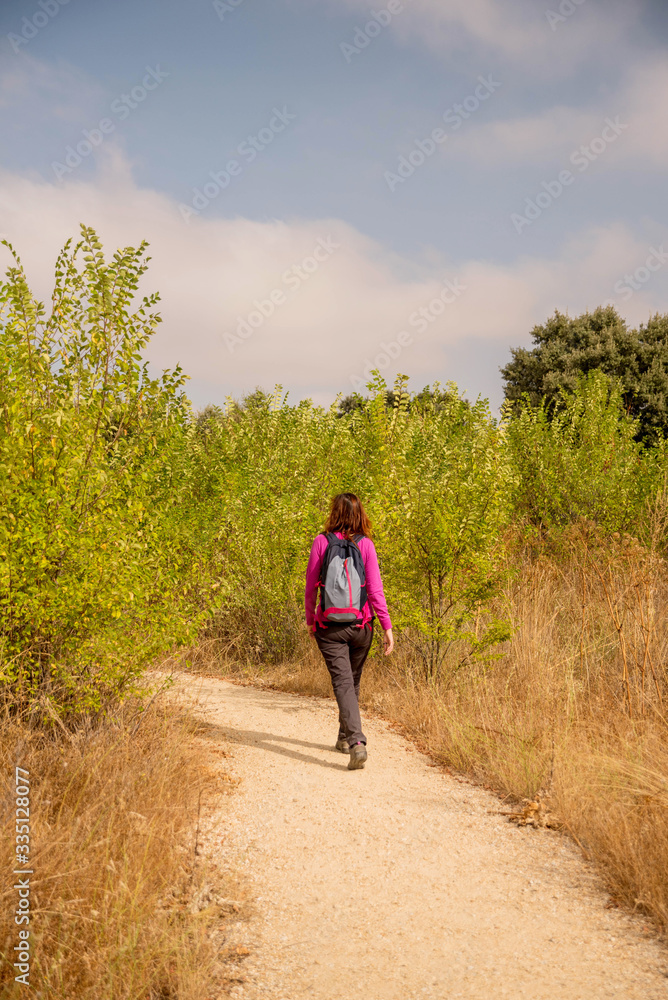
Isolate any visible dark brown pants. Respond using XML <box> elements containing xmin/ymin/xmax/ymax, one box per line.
<box><xmin>315</xmin><ymin>621</ymin><xmax>373</xmax><ymax>746</ymax></box>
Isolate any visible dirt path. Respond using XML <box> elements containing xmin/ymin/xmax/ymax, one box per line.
<box><xmin>173</xmin><ymin>673</ymin><xmax>667</xmax><ymax>1000</ymax></box>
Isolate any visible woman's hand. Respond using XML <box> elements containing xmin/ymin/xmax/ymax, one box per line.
<box><xmin>383</xmin><ymin>629</ymin><xmax>394</xmax><ymax>655</ymax></box>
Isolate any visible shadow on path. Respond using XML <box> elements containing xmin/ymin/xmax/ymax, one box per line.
<box><xmin>197</xmin><ymin>721</ymin><xmax>349</xmax><ymax>772</ymax></box>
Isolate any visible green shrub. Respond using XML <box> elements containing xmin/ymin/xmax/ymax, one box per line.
<box><xmin>191</xmin><ymin>373</ymin><xmax>513</xmax><ymax>679</ymax></box>
<box><xmin>0</xmin><ymin>228</ymin><xmax>202</xmax><ymax>712</ymax></box>
<box><xmin>4</xmin><ymin>229</ymin><xmax>667</xmax><ymax>711</ymax></box>
<box><xmin>506</xmin><ymin>370</ymin><xmax>661</xmax><ymax>532</ymax></box>
<box><xmin>347</xmin><ymin>374</ymin><xmax>513</xmax><ymax>680</ymax></box>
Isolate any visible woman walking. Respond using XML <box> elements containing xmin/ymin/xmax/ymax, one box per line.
<box><xmin>304</xmin><ymin>493</ymin><xmax>393</xmax><ymax>770</ymax></box>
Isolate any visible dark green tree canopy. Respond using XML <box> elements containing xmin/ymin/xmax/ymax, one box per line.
<box><xmin>501</xmin><ymin>306</ymin><xmax>668</xmax><ymax>444</ymax></box>
<box><xmin>337</xmin><ymin>386</ymin><xmax>468</xmax><ymax>418</ymax></box>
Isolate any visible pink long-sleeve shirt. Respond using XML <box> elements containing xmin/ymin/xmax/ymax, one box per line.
<box><xmin>304</xmin><ymin>532</ymin><xmax>392</xmax><ymax>632</ymax></box>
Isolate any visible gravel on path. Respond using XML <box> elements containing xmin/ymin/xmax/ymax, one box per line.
<box><xmin>173</xmin><ymin>673</ymin><xmax>668</xmax><ymax>1000</ymax></box>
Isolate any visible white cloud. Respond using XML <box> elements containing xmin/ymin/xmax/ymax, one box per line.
<box><xmin>0</xmin><ymin>52</ymin><xmax>105</xmax><ymax>120</ymax></box>
<box><xmin>619</xmin><ymin>58</ymin><xmax>668</xmax><ymax>168</ymax></box>
<box><xmin>0</xmin><ymin>152</ymin><xmax>666</xmax><ymax>403</ymax></box>
<box><xmin>329</xmin><ymin>0</ymin><xmax>636</xmax><ymax>75</ymax></box>
<box><xmin>448</xmin><ymin>58</ymin><xmax>668</xmax><ymax>169</ymax></box>
<box><xmin>449</xmin><ymin>105</ymin><xmax>602</xmax><ymax>165</ymax></box>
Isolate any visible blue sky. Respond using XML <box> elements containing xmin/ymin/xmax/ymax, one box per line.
<box><xmin>1</xmin><ymin>0</ymin><xmax>667</xmax><ymax>408</ymax></box>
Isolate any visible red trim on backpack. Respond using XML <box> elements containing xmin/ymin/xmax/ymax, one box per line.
<box><xmin>344</xmin><ymin>558</ymin><xmax>353</xmax><ymax>609</ymax></box>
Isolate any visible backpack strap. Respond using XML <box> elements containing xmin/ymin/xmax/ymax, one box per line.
<box><xmin>349</xmin><ymin>533</ymin><xmax>364</xmax><ymax>554</ymax></box>
<box><xmin>321</xmin><ymin>530</ymin><xmax>363</xmax><ymax>552</ymax></box>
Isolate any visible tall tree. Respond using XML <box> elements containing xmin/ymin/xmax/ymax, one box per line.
<box><xmin>501</xmin><ymin>306</ymin><xmax>668</xmax><ymax>444</ymax></box>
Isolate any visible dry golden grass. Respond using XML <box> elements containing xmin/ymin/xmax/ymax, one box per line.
<box><xmin>197</xmin><ymin>524</ymin><xmax>668</xmax><ymax>938</ymax></box>
<box><xmin>0</xmin><ymin>694</ymin><xmax>243</xmax><ymax>999</ymax></box>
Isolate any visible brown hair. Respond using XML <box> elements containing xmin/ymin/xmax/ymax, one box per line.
<box><xmin>324</xmin><ymin>492</ymin><xmax>372</xmax><ymax>538</ymax></box>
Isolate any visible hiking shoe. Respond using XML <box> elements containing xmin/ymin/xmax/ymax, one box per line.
<box><xmin>348</xmin><ymin>742</ymin><xmax>368</xmax><ymax>770</ymax></box>
<box><xmin>335</xmin><ymin>737</ymin><xmax>350</xmax><ymax>753</ymax></box>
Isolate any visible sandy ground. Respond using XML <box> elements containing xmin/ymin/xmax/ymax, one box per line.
<box><xmin>173</xmin><ymin>673</ymin><xmax>668</xmax><ymax>1000</ymax></box>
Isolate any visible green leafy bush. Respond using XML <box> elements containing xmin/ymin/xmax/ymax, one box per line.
<box><xmin>3</xmin><ymin>229</ymin><xmax>667</xmax><ymax>713</ymax></box>
<box><xmin>188</xmin><ymin>373</ymin><xmax>513</xmax><ymax>681</ymax></box>
<box><xmin>506</xmin><ymin>370</ymin><xmax>662</xmax><ymax>532</ymax></box>
<box><xmin>346</xmin><ymin>375</ymin><xmax>512</xmax><ymax>680</ymax></box>
<box><xmin>0</xmin><ymin>228</ymin><xmax>201</xmax><ymax>711</ymax></box>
